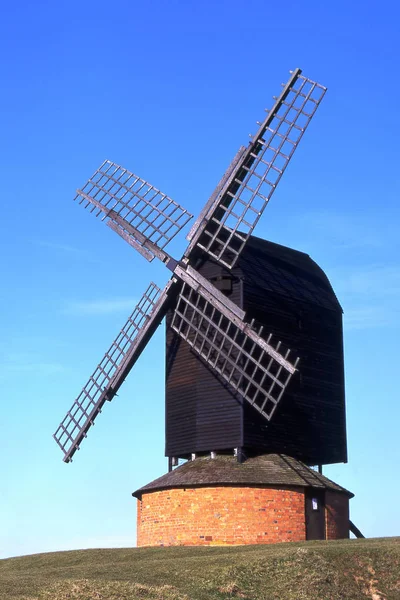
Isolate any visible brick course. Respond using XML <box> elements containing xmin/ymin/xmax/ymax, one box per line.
<box><xmin>137</xmin><ymin>486</ymin><xmax>306</xmax><ymax>546</ymax></box>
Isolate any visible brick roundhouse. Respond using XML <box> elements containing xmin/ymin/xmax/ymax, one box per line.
<box><xmin>133</xmin><ymin>454</ymin><xmax>353</xmax><ymax>546</ymax></box>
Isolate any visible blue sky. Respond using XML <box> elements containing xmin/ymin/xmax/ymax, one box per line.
<box><xmin>1</xmin><ymin>0</ymin><xmax>399</xmax><ymax>558</ymax></box>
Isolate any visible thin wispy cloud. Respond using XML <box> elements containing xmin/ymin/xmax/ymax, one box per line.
<box><xmin>0</xmin><ymin>362</ymin><xmax>65</xmax><ymax>378</ymax></box>
<box><xmin>6</xmin><ymin>363</ymin><xmax>65</xmax><ymax>374</ymax></box>
<box><xmin>330</xmin><ymin>264</ymin><xmax>400</xmax><ymax>330</ymax></box>
<box><xmin>31</xmin><ymin>239</ymin><xmax>103</xmax><ymax>265</ymax></box>
<box><xmin>33</xmin><ymin>240</ymin><xmax>83</xmax><ymax>254</ymax></box>
<box><xmin>293</xmin><ymin>211</ymin><xmax>398</xmax><ymax>252</ymax></box>
<box><xmin>343</xmin><ymin>307</ymin><xmax>398</xmax><ymax>331</ymax></box>
<box><xmin>331</xmin><ymin>264</ymin><xmax>400</xmax><ymax>297</ymax></box>
<box><xmin>62</xmin><ymin>297</ymin><xmax>137</xmax><ymax>316</ymax></box>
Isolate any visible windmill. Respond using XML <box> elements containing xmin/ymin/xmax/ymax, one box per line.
<box><xmin>54</xmin><ymin>68</ymin><xmax>344</xmax><ymax>475</ymax></box>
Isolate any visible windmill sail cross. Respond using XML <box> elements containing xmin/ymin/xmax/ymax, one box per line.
<box><xmin>54</xmin><ymin>68</ymin><xmax>328</xmax><ymax>464</ymax></box>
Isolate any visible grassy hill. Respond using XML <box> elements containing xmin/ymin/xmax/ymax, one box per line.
<box><xmin>0</xmin><ymin>537</ymin><xmax>399</xmax><ymax>600</ymax></box>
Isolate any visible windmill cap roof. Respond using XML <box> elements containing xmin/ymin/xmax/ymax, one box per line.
<box><xmin>132</xmin><ymin>454</ymin><xmax>353</xmax><ymax>499</ymax></box>
<box><xmin>238</xmin><ymin>236</ymin><xmax>342</xmax><ymax>313</ymax></box>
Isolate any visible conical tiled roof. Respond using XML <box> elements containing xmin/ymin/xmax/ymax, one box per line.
<box><xmin>133</xmin><ymin>454</ymin><xmax>353</xmax><ymax>499</ymax></box>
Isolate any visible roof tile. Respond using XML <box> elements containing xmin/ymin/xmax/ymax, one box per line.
<box><xmin>133</xmin><ymin>454</ymin><xmax>353</xmax><ymax>499</ymax></box>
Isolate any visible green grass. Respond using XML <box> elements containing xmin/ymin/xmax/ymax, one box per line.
<box><xmin>0</xmin><ymin>538</ymin><xmax>399</xmax><ymax>600</ymax></box>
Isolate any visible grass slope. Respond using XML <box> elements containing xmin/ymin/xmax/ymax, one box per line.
<box><xmin>0</xmin><ymin>538</ymin><xmax>399</xmax><ymax>600</ymax></box>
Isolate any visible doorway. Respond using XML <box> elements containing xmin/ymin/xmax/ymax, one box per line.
<box><xmin>305</xmin><ymin>489</ymin><xmax>326</xmax><ymax>540</ymax></box>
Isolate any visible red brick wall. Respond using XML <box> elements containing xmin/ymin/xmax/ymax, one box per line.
<box><xmin>325</xmin><ymin>490</ymin><xmax>349</xmax><ymax>540</ymax></box>
<box><xmin>137</xmin><ymin>486</ymin><xmax>306</xmax><ymax>547</ymax></box>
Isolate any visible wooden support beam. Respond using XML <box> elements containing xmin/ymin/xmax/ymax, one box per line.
<box><xmin>349</xmin><ymin>520</ymin><xmax>365</xmax><ymax>539</ymax></box>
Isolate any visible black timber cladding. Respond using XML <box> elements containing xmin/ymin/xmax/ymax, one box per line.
<box><xmin>240</xmin><ymin>237</ymin><xmax>347</xmax><ymax>465</ymax></box>
<box><xmin>165</xmin><ymin>259</ymin><xmax>244</xmax><ymax>457</ymax></box>
<box><xmin>165</xmin><ymin>235</ymin><xmax>347</xmax><ymax>466</ymax></box>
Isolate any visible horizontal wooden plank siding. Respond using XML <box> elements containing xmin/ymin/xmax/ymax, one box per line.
<box><xmin>240</xmin><ymin>237</ymin><xmax>346</xmax><ymax>465</ymax></box>
<box><xmin>165</xmin><ymin>259</ymin><xmax>244</xmax><ymax>458</ymax></box>
<box><xmin>165</xmin><ymin>235</ymin><xmax>347</xmax><ymax>466</ymax></box>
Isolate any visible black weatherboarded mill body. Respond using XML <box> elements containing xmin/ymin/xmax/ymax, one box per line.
<box><xmin>166</xmin><ymin>235</ymin><xmax>346</xmax><ymax>467</ymax></box>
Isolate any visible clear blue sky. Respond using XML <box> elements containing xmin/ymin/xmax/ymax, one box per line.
<box><xmin>1</xmin><ymin>0</ymin><xmax>399</xmax><ymax>559</ymax></box>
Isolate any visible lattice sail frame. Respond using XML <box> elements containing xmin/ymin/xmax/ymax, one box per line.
<box><xmin>186</xmin><ymin>69</ymin><xmax>327</xmax><ymax>269</ymax></box>
<box><xmin>171</xmin><ymin>282</ymin><xmax>298</xmax><ymax>420</ymax></box>
<box><xmin>53</xmin><ymin>282</ymin><xmax>172</xmax><ymax>462</ymax></box>
<box><xmin>76</xmin><ymin>160</ymin><xmax>193</xmax><ymax>261</ymax></box>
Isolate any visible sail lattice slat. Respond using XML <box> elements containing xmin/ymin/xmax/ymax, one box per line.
<box><xmin>53</xmin><ymin>282</ymin><xmax>162</xmax><ymax>462</ymax></box>
<box><xmin>170</xmin><ymin>283</ymin><xmax>299</xmax><ymax>420</ymax></box>
<box><xmin>75</xmin><ymin>160</ymin><xmax>192</xmax><ymax>260</ymax></box>
<box><xmin>193</xmin><ymin>71</ymin><xmax>326</xmax><ymax>268</ymax></box>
